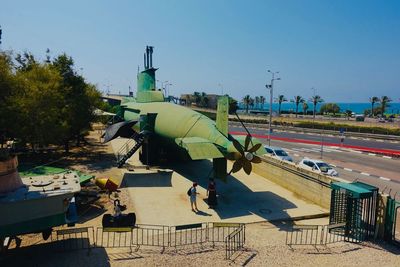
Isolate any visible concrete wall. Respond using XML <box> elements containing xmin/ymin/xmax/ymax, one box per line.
<box><xmin>253</xmin><ymin>155</ymin><xmax>346</xmax><ymax>209</ymax></box>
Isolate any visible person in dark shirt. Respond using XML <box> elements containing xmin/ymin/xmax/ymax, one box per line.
<box><xmin>207</xmin><ymin>178</ymin><xmax>217</xmax><ymax>209</ymax></box>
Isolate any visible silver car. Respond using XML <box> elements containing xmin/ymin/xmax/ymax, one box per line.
<box><xmin>264</xmin><ymin>146</ymin><xmax>293</xmax><ymax>162</ymax></box>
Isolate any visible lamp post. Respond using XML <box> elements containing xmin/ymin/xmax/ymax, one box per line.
<box><xmin>165</xmin><ymin>83</ymin><xmax>172</xmax><ymax>98</ymax></box>
<box><xmin>266</xmin><ymin>70</ymin><xmax>281</xmax><ymax>146</ymax></box>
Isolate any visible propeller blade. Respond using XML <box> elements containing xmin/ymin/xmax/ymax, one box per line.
<box><xmin>226</xmin><ymin>152</ymin><xmax>242</xmax><ymax>160</ymax></box>
<box><xmin>251</xmin><ymin>155</ymin><xmax>262</xmax><ymax>163</ymax></box>
<box><xmin>248</xmin><ymin>143</ymin><xmax>262</xmax><ymax>153</ymax></box>
<box><xmin>243</xmin><ymin>159</ymin><xmax>252</xmax><ymax>175</ymax></box>
<box><xmin>231</xmin><ymin>159</ymin><xmax>243</xmax><ymax>173</ymax></box>
<box><xmin>244</xmin><ymin>135</ymin><xmax>251</xmax><ymax>151</ymax></box>
<box><xmin>232</xmin><ymin>139</ymin><xmax>244</xmax><ymax>155</ymax></box>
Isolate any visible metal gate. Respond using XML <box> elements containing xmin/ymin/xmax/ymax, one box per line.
<box><xmin>384</xmin><ymin>197</ymin><xmax>400</xmax><ymax>246</ymax></box>
<box><xmin>330</xmin><ymin>181</ymin><xmax>378</xmax><ymax>243</ymax></box>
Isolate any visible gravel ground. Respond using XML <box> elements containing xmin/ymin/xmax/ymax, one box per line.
<box><xmin>2</xmin><ymin>220</ymin><xmax>399</xmax><ymax>267</ymax></box>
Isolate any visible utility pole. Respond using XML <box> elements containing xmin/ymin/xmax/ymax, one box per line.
<box><xmin>0</xmin><ymin>25</ymin><xmax>3</xmax><ymax>50</ymax></box>
<box><xmin>266</xmin><ymin>70</ymin><xmax>281</xmax><ymax>146</ymax></box>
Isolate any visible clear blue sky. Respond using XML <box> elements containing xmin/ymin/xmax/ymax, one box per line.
<box><xmin>1</xmin><ymin>0</ymin><xmax>399</xmax><ymax>102</ymax></box>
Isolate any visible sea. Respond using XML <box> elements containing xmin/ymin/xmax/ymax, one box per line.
<box><xmin>238</xmin><ymin>102</ymin><xmax>400</xmax><ymax>115</ymax></box>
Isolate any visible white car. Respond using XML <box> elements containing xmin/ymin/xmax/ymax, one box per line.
<box><xmin>264</xmin><ymin>146</ymin><xmax>293</xmax><ymax>162</ymax></box>
<box><xmin>298</xmin><ymin>158</ymin><xmax>339</xmax><ymax>176</ymax></box>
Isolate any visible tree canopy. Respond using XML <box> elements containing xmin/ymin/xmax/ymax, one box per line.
<box><xmin>320</xmin><ymin>103</ymin><xmax>340</xmax><ymax>115</ymax></box>
<box><xmin>0</xmin><ymin>51</ymin><xmax>102</xmax><ymax>151</ymax></box>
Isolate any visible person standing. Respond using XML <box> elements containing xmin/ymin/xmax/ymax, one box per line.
<box><xmin>207</xmin><ymin>179</ymin><xmax>217</xmax><ymax>209</ymax></box>
<box><xmin>190</xmin><ymin>182</ymin><xmax>199</xmax><ymax>212</ymax></box>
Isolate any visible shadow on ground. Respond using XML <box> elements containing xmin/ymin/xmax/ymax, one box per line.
<box><xmin>156</xmin><ymin>159</ymin><xmax>298</xmax><ymax>229</ymax></box>
<box><xmin>120</xmin><ymin>170</ymin><xmax>173</xmax><ymax>188</ymax></box>
<box><xmin>0</xmin><ymin>241</ymin><xmax>110</xmax><ymax>267</ymax></box>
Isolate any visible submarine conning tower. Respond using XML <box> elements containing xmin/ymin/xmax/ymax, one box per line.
<box><xmin>136</xmin><ymin>46</ymin><xmax>164</xmax><ymax>103</ymax></box>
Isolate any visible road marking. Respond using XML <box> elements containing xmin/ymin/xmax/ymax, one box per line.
<box><xmin>368</xmin><ymin>153</ymin><xmax>376</xmax><ymax>156</ymax></box>
<box><xmin>382</xmin><ymin>156</ymin><xmax>392</xmax><ymax>159</ymax></box>
<box><xmin>380</xmin><ymin>177</ymin><xmax>391</xmax><ymax>181</ymax></box>
<box><xmin>330</xmin><ymin>164</ymin><xmax>337</xmax><ymax>167</ymax></box>
<box><xmin>344</xmin><ymin>168</ymin><xmax>353</xmax><ymax>172</ymax></box>
<box><xmin>376</xmin><ymin>140</ymin><xmax>384</xmax><ymax>142</ymax></box>
<box><xmin>364</xmin><ymin>138</ymin><xmax>370</xmax><ymax>141</ymax></box>
<box><xmin>360</xmin><ymin>172</ymin><xmax>370</xmax><ymax>176</ymax></box>
<box><xmin>294</xmin><ymin>154</ymin><xmax>299</xmax><ymax>157</ymax></box>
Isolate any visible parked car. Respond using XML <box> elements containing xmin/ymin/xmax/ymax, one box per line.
<box><xmin>355</xmin><ymin>115</ymin><xmax>365</xmax><ymax>121</ymax></box>
<box><xmin>377</xmin><ymin>117</ymin><xmax>386</xmax><ymax>123</ymax></box>
<box><xmin>298</xmin><ymin>158</ymin><xmax>339</xmax><ymax>176</ymax></box>
<box><xmin>264</xmin><ymin>146</ymin><xmax>293</xmax><ymax>162</ymax></box>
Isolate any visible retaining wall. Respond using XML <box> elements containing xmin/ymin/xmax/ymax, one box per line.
<box><xmin>253</xmin><ymin>155</ymin><xmax>346</xmax><ymax>209</ymax></box>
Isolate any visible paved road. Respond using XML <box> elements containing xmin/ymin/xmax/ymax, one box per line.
<box><xmin>230</xmin><ymin>124</ymin><xmax>400</xmax><ymax>151</ymax></box>
<box><xmin>229</xmin><ymin>125</ymin><xmax>400</xmax><ymax>194</ymax></box>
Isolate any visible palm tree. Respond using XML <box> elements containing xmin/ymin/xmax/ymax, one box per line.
<box><xmin>369</xmin><ymin>96</ymin><xmax>379</xmax><ymax>117</ymax></box>
<box><xmin>259</xmin><ymin>96</ymin><xmax>266</xmax><ymax>110</ymax></box>
<box><xmin>255</xmin><ymin>96</ymin><xmax>260</xmax><ymax>109</ymax></box>
<box><xmin>380</xmin><ymin>96</ymin><xmax>392</xmax><ymax>116</ymax></box>
<box><xmin>243</xmin><ymin>95</ymin><xmax>251</xmax><ymax>113</ymax></box>
<box><xmin>193</xmin><ymin>92</ymin><xmax>201</xmax><ymax>106</ymax></box>
<box><xmin>302</xmin><ymin>102</ymin><xmax>309</xmax><ymax>115</ymax></box>
<box><xmin>275</xmin><ymin>95</ymin><xmax>287</xmax><ymax>115</ymax></box>
<box><xmin>293</xmin><ymin>95</ymin><xmax>304</xmax><ymax>118</ymax></box>
<box><xmin>310</xmin><ymin>95</ymin><xmax>324</xmax><ymax>119</ymax></box>
<box><xmin>200</xmin><ymin>92</ymin><xmax>209</xmax><ymax>108</ymax></box>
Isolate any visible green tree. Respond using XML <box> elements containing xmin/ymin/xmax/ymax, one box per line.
<box><xmin>228</xmin><ymin>97</ymin><xmax>238</xmax><ymax>114</ymax></box>
<box><xmin>345</xmin><ymin>110</ymin><xmax>353</xmax><ymax>120</ymax></box>
<box><xmin>52</xmin><ymin>53</ymin><xmax>102</xmax><ymax>151</ymax></box>
<box><xmin>292</xmin><ymin>95</ymin><xmax>304</xmax><ymax>118</ymax></box>
<box><xmin>243</xmin><ymin>95</ymin><xmax>251</xmax><ymax>113</ymax></box>
<box><xmin>259</xmin><ymin>95</ymin><xmax>266</xmax><ymax>110</ymax></box>
<box><xmin>379</xmin><ymin>96</ymin><xmax>392</xmax><ymax>116</ymax></box>
<box><xmin>275</xmin><ymin>95</ymin><xmax>287</xmax><ymax>115</ymax></box>
<box><xmin>320</xmin><ymin>103</ymin><xmax>340</xmax><ymax>115</ymax></box>
<box><xmin>15</xmin><ymin>62</ymin><xmax>65</xmax><ymax>150</ymax></box>
<box><xmin>200</xmin><ymin>92</ymin><xmax>209</xmax><ymax>108</ymax></box>
<box><xmin>302</xmin><ymin>102</ymin><xmax>309</xmax><ymax>115</ymax></box>
<box><xmin>310</xmin><ymin>95</ymin><xmax>324</xmax><ymax>119</ymax></box>
<box><xmin>193</xmin><ymin>91</ymin><xmax>201</xmax><ymax>106</ymax></box>
<box><xmin>255</xmin><ymin>96</ymin><xmax>260</xmax><ymax>109</ymax></box>
<box><xmin>369</xmin><ymin>96</ymin><xmax>379</xmax><ymax>117</ymax></box>
<box><xmin>0</xmin><ymin>52</ymin><xmax>20</xmax><ymax>145</ymax></box>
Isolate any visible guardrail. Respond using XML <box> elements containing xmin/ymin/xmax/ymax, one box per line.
<box><xmin>53</xmin><ymin>227</ymin><xmax>95</xmax><ymax>251</ymax></box>
<box><xmin>286</xmin><ymin>223</ymin><xmax>346</xmax><ymax>247</ymax></box>
<box><xmin>225</xmin><ymin>224</ymin><xmax>245</xmax><ymax>260</ymax></box>
<box><xmin>95</xmin><ymin>227</ymin><xmax>133</xmax><ymax>252</ymax></box>
<box><xmin>18</xmin><ymin>222</ymin><xmax>246</xmax><ymax>260</ymax></box>
<box><xmin>170</xmin><ymin>223</ymin><xmax>208</xmax><ymax>248</ymax></box>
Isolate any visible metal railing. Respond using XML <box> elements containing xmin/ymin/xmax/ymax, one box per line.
<box><xmin>95</xmin><ymin>227</ymin><xmax>134</xmax><ymax>252</ymax></box>
<box><xmin>5</xmin><ymin>222</ymin><xmax>245</xmax><ymax>260</ymax></box>
<box><xmin>286</xmin><ymin>223</ymin><xmax>346</xmax><ymax>247</ymax></box>
<box><xmin>225</xmin><ymin>224</ymin><xmax>246</xmax><ymax>260</ymax></box>
<box><xmin>132</xmin><ymin>224</ymin><xmax>169</xmax><ymax>249</ymax></box>
<box><xmin>169</xmin><ymin>223</ymin><xmax>208</xmax><ymax>248</ymax></box>
<box><xmin>53</xmin><ymin>227</ymin><xmax>95</xmax><ymax>251</ymax></box>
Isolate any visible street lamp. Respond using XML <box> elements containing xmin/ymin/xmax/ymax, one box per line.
<box><xmin>165</xmin><ymin>83</ymin><xmax>172</xmax><ymax>98</ymax></box>
<box><xmin>266</xmin><ymin>70</ymin><xmax>281</xmax><ymax>146</ymax></box>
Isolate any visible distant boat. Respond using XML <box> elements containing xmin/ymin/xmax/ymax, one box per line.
<box><xmin>0</xmin><ymin>155</ymin><xmax>81</xmax><ymax>240</ymax></box>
